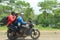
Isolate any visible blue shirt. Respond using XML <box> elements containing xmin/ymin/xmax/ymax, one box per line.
<box><xmin>17</xmin><ymin>16</ymin><xmax>27</xmax><ymax>25</ymax></box>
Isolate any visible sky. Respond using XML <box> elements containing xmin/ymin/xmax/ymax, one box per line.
<box><xmin>23</xmin><ymin>0</ymin><xmax>60</xmax><ymax>15</ymax></box>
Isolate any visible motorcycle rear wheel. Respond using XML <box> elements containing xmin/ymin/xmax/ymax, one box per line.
<box><xmin>7</xmin><ymin>30</ymin><xmax>17</xmax><ymax>40</ymax></box>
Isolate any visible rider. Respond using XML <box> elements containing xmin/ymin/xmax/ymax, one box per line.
<box><xmin>17</xmin><ymin>13</ymin><xmax>27</xmax><ymax>35</ymax></box>
<box><xmin>17</xmin><ymin>13</ymin><xmax>27</xmax><ymax>27</ymax></box>
<box><xmin>6</xmin><ymin>12</ymin><xmax>17</xmax><ymax>33</ymax></box>
<box><xmin>12</xmin><ymin>13</ymin><xmax>18</xmax><ymax>26</ymax></box>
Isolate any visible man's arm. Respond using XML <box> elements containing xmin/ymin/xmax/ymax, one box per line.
<box><xmin>6</xmin><ymin>15</ymin><xmax>16</xmax><ymax>26</ymax></box>
<box><xmin>10</xmin><ymin>16</ymin><xmax>16</xmax><ymax>22</ymax></box>
<box><xmin>21</xmin><ymin>20</ymin><xmax>27</xmax><ymax>24</ymax></box>
<box><xmin>20</xmin><ymin>18</ymin><xmax>27</xmax><ymax>25</ymax></box>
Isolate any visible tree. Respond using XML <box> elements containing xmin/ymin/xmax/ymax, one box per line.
<box><xmin>53</xmin><ymin>8</ymin><xmax>60</xmax><ymax>28</ymax></box>
<box><xmin>24</xmin><ymin>7</ymin><xmax>34</xmax><ymax>21</ymax></box>
<box><xmin>15</xmin><ymin>1</ymin><xmax>34</xmax><ymax>21</ymax></box>
<box><xmin>37</xmin><ymin>0</ymin><xmax>59</xmax><ymax>27</ymax></box>
<box><xmin>0</xmin><ymin>0</ymin><xmax>35</xmax><ymax>23</ymax></box>
<box><xmin>36</xmin><ymin>11</ymin><xmax>54</xmax><ymax>27</ymax></box>
<box><xmin>0</xmin><ymin>0</ymin><xmax>2</xmax><ymax>2</ymax></box>
<box><xmin>38</xmin><ymin>0</ymin><xmax>58</xmax><ymax>12</ymax></box>
<box><xmin>15</xmin><ymin>1</ymin><xmax>30</xmax><ymax>12</ymax></box>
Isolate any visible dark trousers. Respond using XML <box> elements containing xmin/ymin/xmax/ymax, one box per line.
<box><xmin>8</xmin><ymin>24</ymin><xmax>17</xmax><ymax>32</ymax></box>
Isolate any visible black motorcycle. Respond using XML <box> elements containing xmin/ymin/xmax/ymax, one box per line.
<box><xmin>7</xmin><ymin>21</ymin><xmax>40</xmax><ymax>40</ymax></box>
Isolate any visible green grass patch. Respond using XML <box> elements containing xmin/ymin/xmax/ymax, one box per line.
<box><xmin>0</xmin><ymin>25</ymin><xmax>60</xmax><ymax>31</ymax></box>
<box><xmin>34</xmin><ymin>25</ymin><xmax>60</xmax><ymax>31</ymax></box>
<box><xmin>0</xmin><ymin>26</ymin><xmax>7</xmax><ymax>31</ymax></box>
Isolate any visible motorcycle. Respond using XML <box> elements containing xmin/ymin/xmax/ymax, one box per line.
<box><xmin>7</xmin><ymin>21</ymin><xmax>40</xmax><ymax>40</ymax></box>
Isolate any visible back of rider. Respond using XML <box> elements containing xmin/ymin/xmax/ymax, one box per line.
<box><xmin>6</xmin><ymin>15</ymin><xmax>17</xmax><ymax>32</ymax></box>
<box><xmin>7</xmin><ymin>15</ymin><xmax>16</xmax><ymax>26</ymax></box>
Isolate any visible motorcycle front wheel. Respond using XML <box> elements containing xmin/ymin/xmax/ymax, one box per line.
<box><xmin>31</xmin><ymin>29</ymin><xmax>40</xmax><ymax>39</ymax></box>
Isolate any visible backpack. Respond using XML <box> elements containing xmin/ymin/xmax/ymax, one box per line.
<box><xmin>1</xmin><ymin>17</ymin><xmax>8</xmax><ymax>25</ymax></box>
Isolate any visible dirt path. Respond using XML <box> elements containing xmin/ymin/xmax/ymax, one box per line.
<box><xmin>0</xmin><ymin>31</ymin><xmax>60</xmax><ymax>40</ymax></box>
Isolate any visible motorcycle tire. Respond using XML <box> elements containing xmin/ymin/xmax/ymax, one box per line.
<box><xmin>31</xmin><ymin>29</ymin><xmax>40</xmax><ymax>39</ymax></box>
<box><xmin>7</xmin><ymin>30</ymin><xmax>17</xmax><ymax>40</ymax></box>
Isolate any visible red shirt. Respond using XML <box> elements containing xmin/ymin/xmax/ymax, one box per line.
<box><xmin>7</xmin><ymin>15</ymin><xmax>16</xmax><ymax>26</ymax></box>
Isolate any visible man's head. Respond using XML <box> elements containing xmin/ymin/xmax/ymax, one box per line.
<box><xmin>15</xmin><ymin>13</ymin><xmax>18</xmax><ymax>17</ymax></box>
<box><xmin>20</xmin><ymin>13</ymin><xmax>24</xmax><ymax>17</ymax></box>
<box><xmin>11</xmin><ymin>12</ymin><xmax>15</xmax><ymax>16</ymax></box>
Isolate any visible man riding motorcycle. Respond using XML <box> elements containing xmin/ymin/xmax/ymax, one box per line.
<box><xmin>7</xmin><ymin>12</ymin><xmax>32</xmax><ymax>36</ymax></box>
<box><xmin>6</xmin><ymin>12</ymin><xmax>17</xmax><ymax>36</ymax></box>
<box><xmin>7</xmin><ymin>12</ymin><xmax>40</xmax><ymax>40</ymax></box>
<box><xmin>16</xmin><ymin>13</ymin><xmax>27</xmax><ymax>35</ymax></box>
<box><xmin>17</xmin><ymin>13</ymin><xmax>27</xmax><ymax>25</ymax></box>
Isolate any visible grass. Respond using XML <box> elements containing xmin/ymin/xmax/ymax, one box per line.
<box><xmin>0</xmin><ymin>25</ymin><xmax>60</xmax><ymax>31</ymax></box>
<box><xmin>34</xmin><ymin>25</ymin><xmax>60</xmax><ymax>31</ymax></box>
<box><xmin>0</xmin><ymin>26</ymin><xmax>7</xmax><ymax>31</ymax></box>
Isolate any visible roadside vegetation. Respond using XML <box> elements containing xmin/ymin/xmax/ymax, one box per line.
<box><xmin>0</xmin><ymin>0</ymin><xmax>60</xmax><ymax>30</ymax></box>
<box><xmin>0</xmin><ymin>25</ymin><xmax>60</xmax><ymax>31</ymax></box>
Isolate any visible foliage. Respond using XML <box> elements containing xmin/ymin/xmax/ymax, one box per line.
<box><xmin>0</xmin><ymin>0</ymin><xmax>35</xmax><ymax>26</ymax></box>
<box><xmin>37</xmin><ymin>0</ymin><xmax>60</xmax><ymax>28</ymax></box>
<box><xmin>0</xmin><ymin>0</ymin><xmax>60</xmax><ymax>29</ymax></box>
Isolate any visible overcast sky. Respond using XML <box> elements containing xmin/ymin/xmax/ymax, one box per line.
<box><xmin>23</xmin><ymin>0</ymin><xmax>60</xmax><ymax>15</ymax></box>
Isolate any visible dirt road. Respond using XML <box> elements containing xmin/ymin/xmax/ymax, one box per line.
<box><xmin>0</xmin><ymin>30</ymin><xmax>60</xmax><ymax>40</ymax></box>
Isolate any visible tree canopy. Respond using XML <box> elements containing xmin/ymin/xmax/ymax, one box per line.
<box><xmin>0</xmin><ymin>0</ymin><xmax>60</xmax><ymax>29</ymax></box>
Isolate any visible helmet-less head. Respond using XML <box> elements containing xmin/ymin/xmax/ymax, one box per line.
<box><xmin>20</xmin><ymin>13</ymin><xmax>24</xmax><ymax>17</ymax></box>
